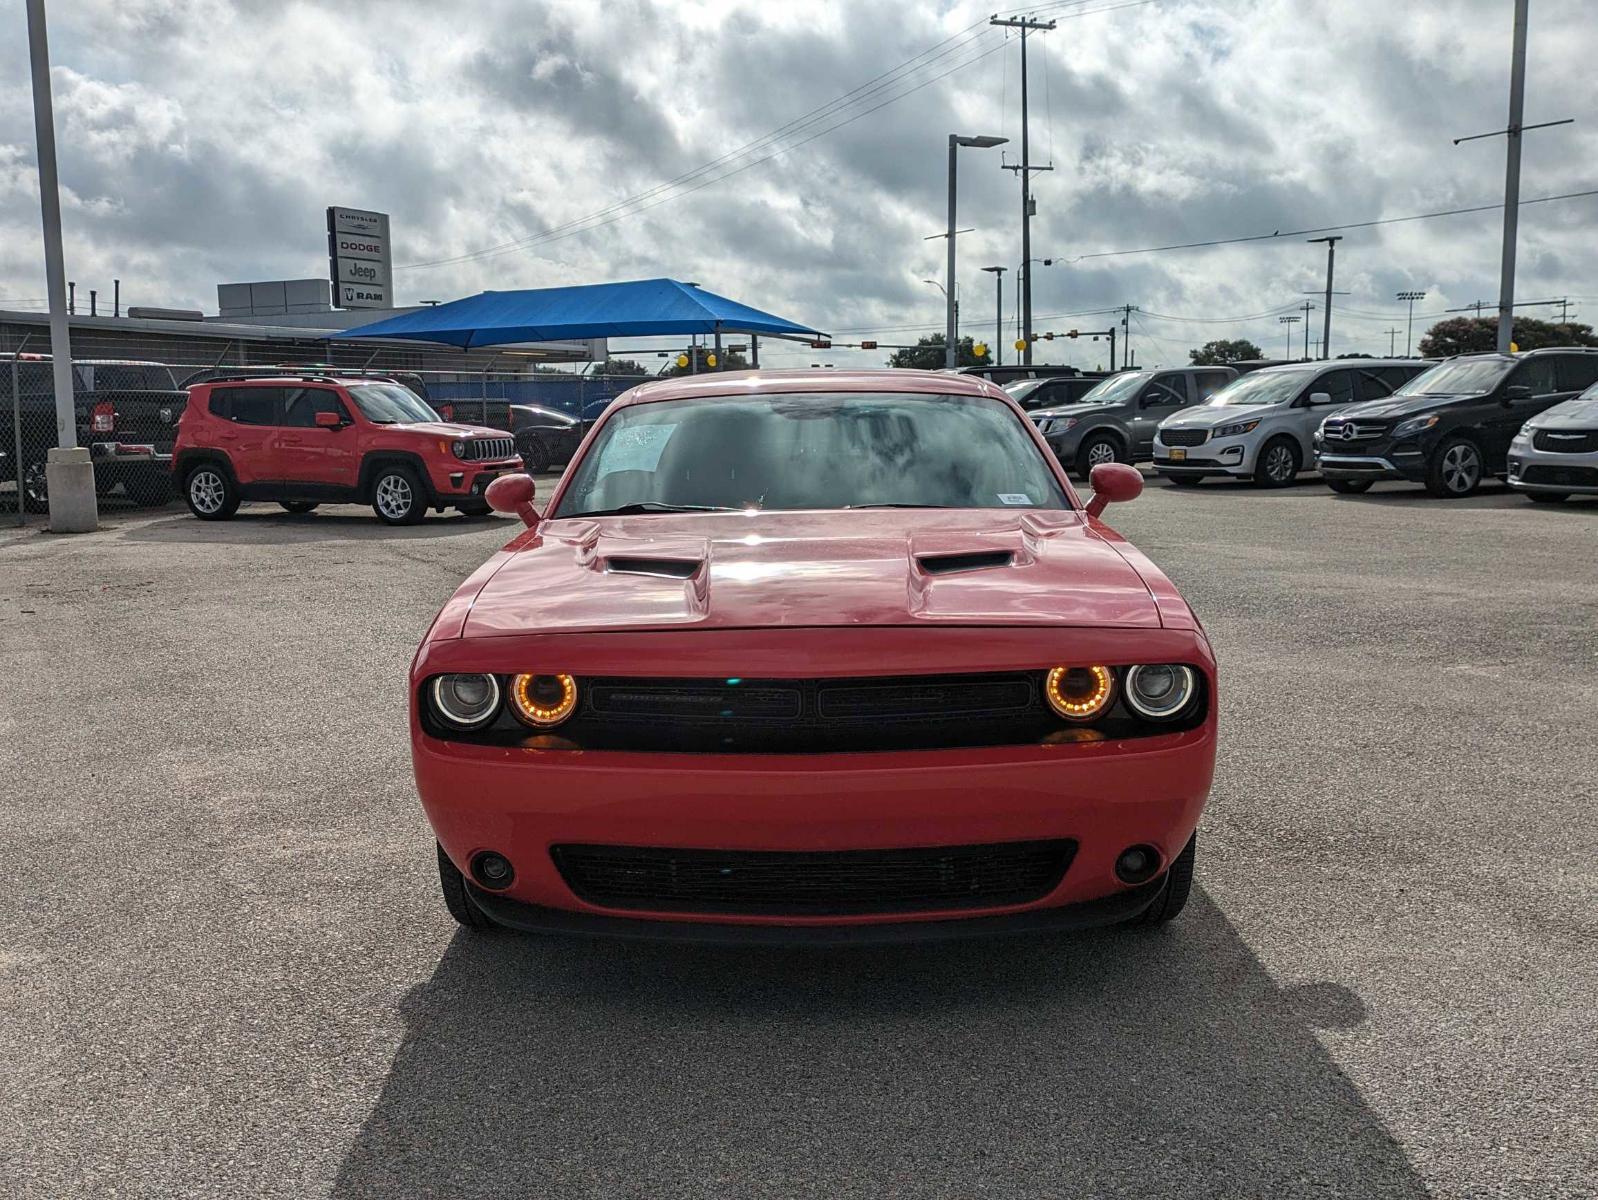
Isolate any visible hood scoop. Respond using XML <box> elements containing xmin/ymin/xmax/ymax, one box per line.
<box><xmin>915</xmin><ymin>549</ymin><xmax>1016</xmax><ymax>576</ymax></box>
<box><xmin>604</xmin><ymin>555</ymin><xmax>702</xmax><ymax>579</ymax></box>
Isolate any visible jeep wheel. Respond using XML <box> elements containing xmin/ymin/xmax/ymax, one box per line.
<box><xmin>1131</xmin><ymin>833</ymin><xmax>1196</xmax><ymax>926</ymax></box>
<box><xmin>124</xmin><ymin>473</ymin><xmax>174</xmax><ymax>507</ymax></box>
<box><xmin>437</xmin><ymin>844</ymin><xmax>494</xmax><ymax>931</ymax></box>
<box><xmin>1425</xmin><ymin>437</ymin><xmax>1483</xmax><ymax>498</ymax></box>
<box><xmin>279</xmin><ymin>501</ymin><xmax>319</xmax><ymax>514</ymax></box>
<box><xmin>1253</xmin><ymin>436</ymin><xmax>1301</xmax><ymax>487</ymax></box>
<box><xmin>1075</xmin><ymin>434</ymin><xmax>1123</xmax><ymax>477</ymax></box>
<box><xmin>21</xmin><ymin>461</ymin><xmax>49</xmax><ymax>514</ymax></box>
<box><xmin>516</xmin><ymin>433</ymin><xmax>552</xmax><ymax>474</ymax></box>
<box><xmin>184</xmin><ymin>464</ymin><xmax>239</xmax><ymax>520</ymax></box>
<box><xmin>1524</xmin><ymin>491</ymin><xmax>1568</xmax><ymax>504</ymax></box>
<box><xmin>1326</xmin><ymin>478</ymin><xmax>1373</xmax><ymax>495</ymax></box>
<box><xmin>371</xmin><ymin>466</ymin><xmax>427</xmax><ymax>525</ymax></box>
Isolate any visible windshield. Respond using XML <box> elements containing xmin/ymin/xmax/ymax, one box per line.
<box><xmin>1206</xmin><ymin>368</ymin><xmax>1318</xmax><ymax>407</ymax></box>
<box><xmin>553</xmin><ymin>392</ymin><xmax>1070</xmax><ymax>517</ymax></box>
<box><xmin>79</xmin><ymin>363</ymin><xmax>178</xmax><ymax>392</ymax></box>
<box><xmin>347</xmin><ymin>383</ymin><xmax>440</xmax><ymax>424</ymax></box>
<box><xmin>1076</xmin><ymin>372</ymin><xmax>1144</xmax><ymax>405</ymax></box>
<box><xmin>1395</xmin><ymin>359</ymin><xmax>1513</xmax><ymax>397</ymax></box>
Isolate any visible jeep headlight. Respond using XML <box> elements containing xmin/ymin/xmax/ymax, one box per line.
<box><xmin>452</xmin><ymin>439</ymin><xmax>468</xmax><ymax>458</ymax></box>
<box><xmin>1392</xmin><ymin>414</ymin><xmax>1439</xmax><ymax>439</ymax></box>
<box><xmin>1213</xmin><ymin>418</ymin><xmax>1261</xmax><ymax>439</ymax></box>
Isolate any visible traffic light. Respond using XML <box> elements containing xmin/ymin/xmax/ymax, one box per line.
<box><xmin>1068</xmin><ymin>329</ymin><xmax>1079</xmax><ymax>339</ymax></box>
<box><xmin>676</xmin><ymin>354</ymin><xmax>690</xmax><ymax>368</ymax></box>
<box><xmin>973</xmin><ymin>342</ymin><xmax>988</xmax><ymax>358</ymax></box>
<box><xmin>810</xmin><ymin>339</ymin><xmax>832</xmax><ymax>349</ymax></box>
<box><xmin>860</xmin><ymin>340</ymin><xmax>878</xmax><ymax>350</ymax></box>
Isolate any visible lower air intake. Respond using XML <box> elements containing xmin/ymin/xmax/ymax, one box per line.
<box><xmin>550</xmin><ymin>839</ymin><xmax>1076</xmax><ymax>915</ymax></box>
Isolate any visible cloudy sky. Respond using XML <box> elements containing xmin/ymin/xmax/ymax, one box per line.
<box><xmin>2</xmin><ymin>0</ymin><xmax>1596</xmax><ymax>369</ymax></box>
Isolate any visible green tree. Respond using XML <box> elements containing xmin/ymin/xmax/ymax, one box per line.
<box><xmin>886</xmin><ymin>334</ymin><xmax>992</xmax><ymax>370</ymax></box>
<box><xmin>1189</xmin><ymin>338</ymin><xmax>1263</xmax><ymax>365</ymax></box>
<box><xmin>599</xmin><ymin>358</ymin><xmax>652</xmax><ymax>377</ymax></box>
<box><xmin>1418</xmin><ymin>316</ymin><xmax>1598</xmax><ymax>358</ymax></box>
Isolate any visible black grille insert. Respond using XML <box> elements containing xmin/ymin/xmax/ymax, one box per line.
<box><xmin>551</xmin><ymin>839</ymin><xmax>1077</xmax><ymax>915</ymax></box>
<box><xmin>1160</xmin><ymin>428</ymin><xmax>1209</xmax><ymax>448</ymax></box>
<box><xmin>461</xmin><ymin>436</ymin><xmax>516</xmax><ymax>461</ymax></box>
<box><xmin>1523</xmin><ymin>464</ymin><xmax>1598</xmax><ymax>487</ymax></box>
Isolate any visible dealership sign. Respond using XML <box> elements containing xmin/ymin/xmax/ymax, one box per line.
<box><xmin>327</xmin><ymin>206</ymin><xmax>393</xmax><ymax>309</ymax></box>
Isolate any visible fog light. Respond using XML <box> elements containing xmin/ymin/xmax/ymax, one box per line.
<box><xmin>1115</xmin><ymin>845</ymin><xmax>1160</xmax><ymax>884</ymax></box>
<box><xmin>471</xmin><ymin>851</ymin><xmax>515</xmax><ymax>890</ymax></box>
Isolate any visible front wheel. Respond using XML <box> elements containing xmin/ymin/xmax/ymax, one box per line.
<box><xmin>1524</xmin><ymin>491</ymin><xmax>1568</xmax><ymax>504</ymax></box>
<box><xmin>1075</xmin><ymin>433</ymin><xmax>1123</xmax><ymax>477</ymax></box>
<box><xmin>1326</xmin><ymin>478</ymin><xmax>1373</xmax><ymax>495</ymax></box>
<box><xmin>184</xmin><ymin>463</ymin><xmax>239</xmax><ymax>520</ymax></box>
<box><xmin>21</xmin><ymin>461</ymin><xmax>49</xmax><ymax>514</ymax></box>
<box><xmin>1425</xmin><ymin>437</ymin><xmax>1484</xmax><ymax>498</ymax></box>
<box><xmin>437</xmin><ymin>844</ymin><xmax>495</xmax><ymax>931</ymax></box>
<box><xmin>1252</xmin><ymin>437</ymin><xmax>1301</xmax><ymax>487</ymax></box>
<box><xmin>1132</xmin><ymin>833</ymin><xmax>1196</xmax><ymax>926</ymax></box>
<box><xmin>371</xmin><ymin>466</ymin><xmax>427</xmax><ymax>525</ymax></box>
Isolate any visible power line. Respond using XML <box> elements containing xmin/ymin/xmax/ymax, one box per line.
<box><xmin>1062</xmin><ymin>188</ymin><xmax>1598</xmax><ymax>263</ymax></box>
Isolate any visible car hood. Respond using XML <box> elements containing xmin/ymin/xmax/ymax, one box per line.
<box><xmin>461</xmin><ymin>509</ymin><xmax>1161</xmax><ymax>636</ymax></box>
<box><xmin>1030</xmin><ymin>402</ymin><xmax>1113</xmax><ymax>422</ymax></box>
<box><xmin>1160</xmin><ymin>403</ymin><xmax>1282</xmax><ymax>430</ymax></box>
<box><xmin>1330</xmin><ymin>393</ymin><xmax>1472</xmax><ymax>421</ymax></box>
<box><xmin>388</xmin><ymin>421</ymin><xmax>512</xmax><ymax>438</ymax></box>
<box><xmin>1529</xmin><ymin>396</ymin><xmax>1598</xmax><ymax>429</ymax></box>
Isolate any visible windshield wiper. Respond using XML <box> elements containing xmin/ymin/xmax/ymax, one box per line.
<box><xmin>562</xmin><ymin>502</ymin><xmax>739</xmax><ymax>517</ymax></box>
<box><xmin>845</xmin><ymin>502</ymin><xmax>952</xmax><ymax>509</ymax></box>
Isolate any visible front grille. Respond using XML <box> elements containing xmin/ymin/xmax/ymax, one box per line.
<box><xmin>1533</xmin><ymin>429</ymin><xmax>1598</xmax><ymax>453</ymax></box>
<box><xmin>1322</xmin><ymin>419</ymin><xmax>1390</xmax><ymax>443</ymax></box>
<box><xmin>1160</xmin><ymin>428</ymin><xmax>1209</xmax><ymax>448</ymax></box>
<box><xmin>460</xmin><ymin>436</ymin><xmax>516</xmax><ymax>461</ymax></box>
<box><xmin>551</xmin><ymin>840</ymin><xmax>1077</xmax><ymax>915</ymax></box>
<box><xmin>1523</xmin><ymin>464</ymin><xmax>1598</xmax><ymax>487</ymax></box>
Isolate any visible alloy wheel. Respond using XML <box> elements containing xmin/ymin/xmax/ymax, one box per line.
<box><xmin>188</xmin><ymin>469</ymin><xmax>225</xmax><ymax>515</ymax></box>
<box><xmin>1441</xmin><ymin>443</ymin><xmax>1480</xmax><ymax>494</ymax></box>
<box><xmin>375</xmin><ymin>474</ymin><xmax>413</xmax><ymax>520</ymax></box>
<box><xmin>1265</xmin><ymin>444</ymin><xmax>1295</xmax><ymax>482</ymax></box>
<box><xmin>1086</xmin><ymin>441</ymin><xmax>1118</xmax><ymax>467</ymax></box>
<box><xmin>22</xmin><ymin>461</ymin><xmax>48</xmax><ymax>509</ymax></box>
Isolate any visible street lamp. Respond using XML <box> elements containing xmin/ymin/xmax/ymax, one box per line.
<box><xmin>940</xmin><ymin>133</ymin><xmax>1007</xmax><ymax>368</ymax></box>
<box><xmin>1396</xmin><ymin>290</ymin><xmax>1427</xmax><ymax>356</ymax></box>
<box><xmin>981</xmin><ymin>266</ymin><xmax>1007</xmax><ymax>365</ymax></box>
<box><xmin>1278</xmin><ymin>314</ymin><xmax>1301</xmax><ymax>361</ymax></box>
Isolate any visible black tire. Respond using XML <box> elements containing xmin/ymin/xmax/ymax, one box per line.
<box><xmin>1167</xmin><ymin>475</ymin><xmax>1204</xmax><ymax>488</ymax></box>
<box><xmin>437</xmin><ymin>844</ymin><xmax>495</xmax><ymax>931</ymax></box>
<box><xmin>1252</xmin><ymin>436</ymin><xmax>1301</xmax><ymax>487</ymax></box>
<box><xmin>1524</xmin><ymin>491</ymin><xmax>1568</xmax><ymax>504</ymax></box>
<box><xmin>517</xmin><ymin>432</ymin><xmax>552</xmax><ymax>474</ymax></box>
<box><xmin>123</xmin><ymin>472</ymin><xmax>174</xmax><ymax>507</ymax></box>
<box><xmin>1326</xmin><ymin>478</ymin><xmax>1373</xmax><ymax>495</ymax></box>
<box><xmin>1132</xmin><ymin>833</ymin><xmax>1196</xmax><ymax>926</ymax></box>
<box><xmin>1424</xmin><ymin>436</ymin><xmax>1484</xmax><ymax>498</ymax></box>
<box><xmin>279</xmin><ymin>501</ymin><xmax>319</xmax><ymax>514</ymax></box>
<box><xmin>21</xmin><ymin>461</ymin><xmax>49</xmax><ymax>514</ymax></box>
<box><xmin>183</xmin><ymin>462</ymin><xmax>239</xmax><ymax>520</ymax></box>
<box><xmin>370</xmin><ymin>465</ymin><xmax>427</xmax><ymax>525</ymax></box>
<box><xmin>1074</xmin><ymin>433</ymin><xmax>1124</xmax><ymax>477</ymax></box>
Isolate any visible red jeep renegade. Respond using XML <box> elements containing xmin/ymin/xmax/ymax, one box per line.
<box><xmin>172</xmin><ymin>374</ymin><xmax>521</xmax><ymax>524</ymax></box>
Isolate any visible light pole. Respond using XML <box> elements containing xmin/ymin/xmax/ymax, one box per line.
<box><xmin>922</xmin><ymin>280</ymin><xmax>958</xmax><ymax>363</ymax></box>
<box><xmin>26</xmin><ymin>0</ymin><xmax>95</xmax><ymax>531</ymax></box>
<box><xmin>941</xmin><ymin>134</ymin><xmax>1007</xmax><ymax>368</ymax></box>
<box><xmin>1396</xmin><ymin>290</ymin><xmax>1426</xmax><ymax>356</ymax></box>
<box><xmin>1015</xmin><ymin>258</ymin><xmax>1053</xmax><ymax>351</ymax></box>
<box><xmin>1307</xmin><ymin>236</ymin><xmax>1342</xmax><ymax>359</ymax></box>
<box><xmin>980</xmin><ymin>266</ymin><xmax>1007</xmax><ymax>366</ymax></box>
<box><xmin>1278</xmin><ymin>314</ymin><xmax>1301</xmax><ymax>360</ymax></box>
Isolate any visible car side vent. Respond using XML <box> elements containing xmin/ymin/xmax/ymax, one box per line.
<box><xmin>605</xmin><ymin>556</ymin><xmax>701</xmax><ymax>579</ymax></box>
<box><xmin>916</xmin><ymin>550</ymin><xmax>1015</xmax><ymax>575</ymax></box>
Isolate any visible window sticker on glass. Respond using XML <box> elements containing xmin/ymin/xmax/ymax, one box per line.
<box><xmin>997</xmin><ymin>493</ymin><xmax>1032</xmax><ymax>505</ymax></box>
<box><xmin>594</xmin><ymin>424</ymin><xmax>676</xmax><ymax>477</ymax></box>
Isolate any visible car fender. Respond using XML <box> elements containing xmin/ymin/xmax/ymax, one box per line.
<box><xmin>172</xmin><ymin>448</ymin><xmax>236</xmax><ymax>484</ymax></box>
<box><xmin>358</xmin><ymin>450</ymin><xmax>439</xmax><ymax>503</ymax></box>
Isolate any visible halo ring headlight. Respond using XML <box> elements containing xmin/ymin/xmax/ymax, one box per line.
<box><xmin>510</xmin><ymin>673</ymin><xmax>578</xmax><ymax>728</ymax></box>
<box><xmin>1045</xmin><ymin>665</ymin><xmax>1115</xmax><ymax>722</ymax></box>
<box><xmin>1124</xmin><ymin>664</ymin><xmax>1197</xmax><ymax>720</ymax></box>
<box><xmin>430</xmin><ymin>673</ymin><xmax>502</xmax><ymax>730</ymax></box>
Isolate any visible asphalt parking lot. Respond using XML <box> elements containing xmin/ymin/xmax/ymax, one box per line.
<box><xmin>1</xmin><ymin>473</ymin><xmax>1594</xmax><ymax>1199</ymax></box>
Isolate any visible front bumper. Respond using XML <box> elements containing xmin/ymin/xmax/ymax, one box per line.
<box><xmin>1153</xmin><ymin>438</ymin><xmax>1250</xmax><ymax>477</ymax></box>
<box><xmin>437</xmin><ymin>458</ymin><xmax>523</xmax><ymax>497</ymax></box>
<box><xmin>1507</xmin><ymin>450</ymin><xmax>1598</xmax><ymax>495</ymax></box>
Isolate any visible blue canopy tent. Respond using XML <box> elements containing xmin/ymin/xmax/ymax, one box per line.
<box><xmin>329</xmin><ymin>278</ymin><xmax>822</xmax><ymax>355</ymax></box>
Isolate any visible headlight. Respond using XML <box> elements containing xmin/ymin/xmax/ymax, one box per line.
<box><xmin>1124</xmin><ymin>664</ymin><xmax>1197</xmax><ymax>720</ymax></box>
<box><xmin>452</xmin><ymin>439</ymin><xmax>468</xmax><ymax>457</ymax></box>
<box><xmin>1213</xmin><ymin>419</ymin><xmax>1261</xmax><ymax>439</ymax></box>
<box><xmin>1044</xmin><ymin>665</ymin><xmax>1114</xmax><ymax>721</ymax></box>
<box><xmin>509</xmin><ymin>673</ymin><xmax>578</xmax><ymax>728</ymax></box>
<box><xmin>1392</xmin><ymin>414</ymin><xmax>1439</xmax><ymax>439</ymax></box>
<box><xmin>429</xmin><ymin>673</ymin><xmax>502</xmax><ymax>730</ymax></box>
<box><xmin>1512</xmin><ymin>425</ymin><xmax>1535</xmax><ymax>443</ymax></box>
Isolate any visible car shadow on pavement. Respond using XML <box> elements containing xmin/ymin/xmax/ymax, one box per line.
<box><xmin>117</xmin><ymin>509</ymin><xmax>516</xmax><ymax>543</ymax></box>
<box><xmin>332</xmin><ymin>891</ymin><xmax>1429</xmax><ymax>1199</ymax></box>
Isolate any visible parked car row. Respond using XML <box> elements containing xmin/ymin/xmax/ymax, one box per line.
<box><xmin>1019</xmin><ymin>347</ymin><xmax>1598</xmax><ymax>502</ymax></box>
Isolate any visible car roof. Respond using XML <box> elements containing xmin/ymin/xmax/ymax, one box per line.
<box><xmin>1243</xmin><ymin>358</ymin><xmax>1429</xmax><ymax>375</ymax></box>
<box><xmin>610</xmin><ymin>368</ymin><xmax>1012</xmax><ymax>411</ymax></box>
<box><xmin>1448</xmin><ymin>347</ymin><xmax>1598</xmax><ymax>361</ymax></box>
<box><xmin>197</xmin><ymin>374</ymin><xmax>394</xmax><ymax>387</ymax></box>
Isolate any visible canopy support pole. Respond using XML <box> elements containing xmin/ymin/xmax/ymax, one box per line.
<box><xmin>750</xmin><ymin>334</ymin><xmax>759</xmax><ymax>369</ymax></box>
<box><xmin>713</xmin><ymin>324</ymin><xmax>723</xmax><ymax>371</ymax></box>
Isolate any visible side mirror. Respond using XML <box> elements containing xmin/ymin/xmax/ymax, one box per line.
<box><xmin>314</xmin><ymin>410</ymin><xmax>343</xmax><ymax>428</ymax></box>
<box><xmin>1085</xmin><ymin>462</ymin><xmax>1143</xmax><ymax>518</ymax></box>
<box><xmin>1503</xmin><ymin>384</ymin><xmax>1532</xmax><ymax>404</ymax></box>
<box><xmin>486</xmin><ymin>472</ymin><xmax>540</xmax><ymax>527</ymax></box>
<box><xmin>1307</xmin><ymin>391</ymin><xmax>1332</xmax><ymax>406</ymax></box>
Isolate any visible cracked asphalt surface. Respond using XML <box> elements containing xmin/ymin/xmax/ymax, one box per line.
<box><xmin>1</xmin><ymin>474</ymin><xmax>1594</xmax><ymax>1199</ymax></box>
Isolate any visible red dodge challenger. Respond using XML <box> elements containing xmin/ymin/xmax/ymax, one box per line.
<box><xmin>411</xmin><ymin>369</ymin><xmax>1216</xmax><ymax>943</ymax></box>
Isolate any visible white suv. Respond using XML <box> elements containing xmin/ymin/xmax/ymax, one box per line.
<box><xmin>1153</xmin><ymin>360</ymin><xmax>1428</xmax><ymax>487</ymax></box>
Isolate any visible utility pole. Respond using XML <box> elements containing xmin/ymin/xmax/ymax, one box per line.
<box><xmin>1385</xmin><ymin>327</ymin><xmax>1402</xmax><ymax>356</ymax></box>
<box><xmin>1396</xmin><ymin>290</ymin><xmax>1426</xmax><ymax>356</ymax></box>
<box><xmin>1307</xmin><ymin>236</ymin><xmax>1342</xmax><ymax>359</ymax></box>
<box><xmin>1279</xmin><ymin>314</ymin><xmax>1301</xmax><ymax>360</ymax></box>
<box><xmin>26</xmin><ymin>0</ymin><xmax>96</xmax><ymax>532</ymax></box>
<box><xmin>1555</xmin><ymin>297</ymin><xmax>1572</xmax><ymax>324</ymax></box>
<box><xmin>1118</xmin><ymin>304</ymin><xmax>1137</xmax><ymax>369</ymax></box>
<box><xmin>993</xmin><ymin>14</ymin><xmax>1055</xmax><ymax>365</ymax></box>
<box><xmin>1301</xmin><ymin>301</ymin><xmax>1315</xmax><ymax>359</ymax></box>
<box><xmin>981</xmin><ymin>266</ymin><xmax>1007</xmax><ymax>365</ymax></box>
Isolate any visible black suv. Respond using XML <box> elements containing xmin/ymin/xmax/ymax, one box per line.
<box><xmin>1315</xmin><ymin>348</ymin><xmax>1598</xmax><ymax>497</ymax></box>
<box><xmin>3</xmin><ymin>355</ymin><xmax>187</xmax><ymax>511</ymax></box>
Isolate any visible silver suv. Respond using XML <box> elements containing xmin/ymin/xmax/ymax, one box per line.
<box><xmin>1029</xmin><ymin>367</ymin><xmax>1237</xmax><ymax>476</ymax></box>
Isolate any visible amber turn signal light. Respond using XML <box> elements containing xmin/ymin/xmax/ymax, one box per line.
<box><xmin>1044</xmin><ymin>665</ymin><xmax>1115</xmax><ymax>721</ymax></box>
<box><xmin>509</xmin><ymin>674</ymin><xmax>578</xmax><ymax>728</ymax></box>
